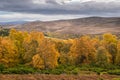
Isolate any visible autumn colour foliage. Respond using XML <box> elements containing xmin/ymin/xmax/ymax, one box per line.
<box><xmin>0</xmin><ymin>29</ymin><xmax>120</xmax><ymax>69</ymax></box>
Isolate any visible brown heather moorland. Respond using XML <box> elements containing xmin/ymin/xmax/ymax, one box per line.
<box><xmin>0</xmin><ymin>74</ymin><xmax>120</xmax><ymax>80</ymax></box>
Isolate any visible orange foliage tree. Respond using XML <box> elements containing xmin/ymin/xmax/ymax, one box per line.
<box><xmin>69</xmin><ymin>36</ymin><xmax>96</xmax><ymax>65</ymax></box>
<box><xmin>32</xmin><ymin>39</ymin><xmax>59</xmax><ymax>69</ymax></box>
<box><xmin>0</xmin><ymin>37</ymin><xmax>19</xmax><ymax>67</ymax></box>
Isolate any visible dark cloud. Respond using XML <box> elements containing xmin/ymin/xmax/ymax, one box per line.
<box><xmin>0</xmin><ymin>0</ymin><xmax>120</xmax><ymax>16</ymax></box>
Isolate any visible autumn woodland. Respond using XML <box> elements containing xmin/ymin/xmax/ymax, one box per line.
<box><xmin>0</xmin><ymin>29</ymin><xmax>120</xmax><ymax>69</ymax></box>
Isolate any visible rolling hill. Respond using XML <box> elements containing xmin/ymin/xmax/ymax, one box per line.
<box><xmin>7</xmin><ymin>17</ymin><xmax>120</xmax><ymax>35</ymax></box>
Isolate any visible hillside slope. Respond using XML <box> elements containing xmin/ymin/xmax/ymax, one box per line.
<box><xmin>14</xmin><ymin>17</ymin><xmax>120</xmax><ymax>35</ymax></box>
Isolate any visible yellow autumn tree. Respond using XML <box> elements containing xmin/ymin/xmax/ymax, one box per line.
<box><xmin>23</xmin><ymin>39</ymin><xmax>38</xmax><ymax>63</ymax></box>
<box><xmin>23</xmin><ymin>31</ymin><xmax>44</xmax><ymax>63</ymax></box>
<box><xmin>9</xmin><ymin>29</ymin><xmax>28</xmax><ymax>63</ymax></box>
<box><xmin>52</xmin><ymin>39</ymin><xmax>72</xmax><ymax>64</ymax></box>
<box><xmin>32</xmin><ymin>54</ymin><xmax>44</xmax><ymax>69</ymax></box>
<box><xmin>32</xmin><ymin>39</ymin><xmax>59</xmax><ymax>69</ymax></box>
<box><xmin>0</xmin><ymin>37</ymin><xmax>19</xmax><ymax>67</ymax></box>
<box><xmin>96</xmin><ymin>46</ymin><xmax>110</xmax><ymax>67</ymax></box>
<box><xmin>69</xmin><ymin>36</ymin><xmax>96</xmax><ymax>65</ymax></box>
<box><xmin>115</xmin><ymin>41</ymin><xmax>120</xmax><ymax>65</ymax></box>
<box><xmin>102</xmin><ymin>33</ymin><xmax>118</xmax><ymax>64</ymax></box>
<box><xmin>29</xmin><ymin>31</ymin><xmax>44</xmax><ymax>45</ymax></box>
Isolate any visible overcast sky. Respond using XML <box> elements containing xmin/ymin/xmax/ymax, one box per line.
<box><xmin>0</xmin><ymin>0</ymin><xmax>120</xmax><ymax>22</ymax></box>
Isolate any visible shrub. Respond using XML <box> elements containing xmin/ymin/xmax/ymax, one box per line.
<box><xmin>0</xmin><ymin>64</ymin><xmax>5</xmax><ymax>72</ymax></box>
<box><xmin>89</xmin><ymin>68</ymin><xmax>107</xmax><ymax>74</ymax></box>
<box><xmin>108</xmin><ymin>69</ymin><xmax>120</xmax><ymax>75</ymax></box>
<box><xmin>72</xmin><ymin>68</ymin><xmax>79</xmax><ymax>75</ymax></box>
<box><xmin>2</xmin><ymin>65</ymin><xmax>35</xmax><ymax>74</ymax></box>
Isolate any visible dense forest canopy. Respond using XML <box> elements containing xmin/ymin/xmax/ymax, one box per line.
<box><xmin>0</xmin><ymin>29</ymin><xmax>120</xmax><ymax>70</ymax></box>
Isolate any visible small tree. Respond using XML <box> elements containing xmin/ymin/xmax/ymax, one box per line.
<box><xmin>102</xmin><ymin>33</ymin><xmax>118</xmax><ymax>64</ymax></box>
<box><xmin>96</xmin><ymin>46</ymin><xmax>110</xmax><ymax>67</ymax></box>
<box><xmin>115</xmin><ymin>41</ymin><xmax>120</xmax><ymax>65</ymax></box>
<box><xmin>107</xmin><ymin>43</ymin><xmax>117</xmax><ymax>64</ymax></box>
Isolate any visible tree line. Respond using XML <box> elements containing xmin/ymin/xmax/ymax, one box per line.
<box><xmin>0</xmin><ymin>29</ymin><xmax>120</xmax><ymax>69</ymax></box>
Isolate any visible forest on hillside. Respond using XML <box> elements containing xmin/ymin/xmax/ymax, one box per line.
<box><xmin>0</xmin><ymin>29</ymin><xmax>120</xmax><ymax>76</ymax></box>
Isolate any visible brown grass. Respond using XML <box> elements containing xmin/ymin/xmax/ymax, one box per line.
<box><xmin>0</xmin><ymin>74</ymin><xmax>119</xmax><ymax>80</ymax></box>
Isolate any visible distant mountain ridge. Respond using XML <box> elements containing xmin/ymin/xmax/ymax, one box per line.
<box><xmin>0</xmin><ymin>21</ymin><xmax>29</xmax><ymax>25</ymax></box>
<box><xmin>8</xmin><ymin>17</ymin><xmax>120</xmax><ymax>35</ymax></box>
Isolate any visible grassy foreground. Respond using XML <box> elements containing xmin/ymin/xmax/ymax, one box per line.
<box><xmin>0</xmin><ymin>74</ymin><xmax>120</xmax><ymax>80</ymax></box>
<box><xmin>0</xmin><ymin>64</ymin><xmax>120</xmax><ymax>80</ymax></box>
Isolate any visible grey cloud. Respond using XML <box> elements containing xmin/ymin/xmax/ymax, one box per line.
<box><xmin>0</xmin><ymin>0</ymin><xmax>120</xmax><ymax>16</ymax></box>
